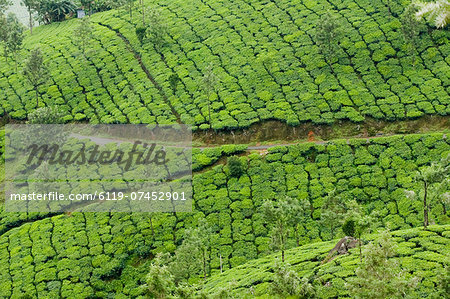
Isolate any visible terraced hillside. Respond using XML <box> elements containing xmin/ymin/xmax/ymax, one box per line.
<box><xmin>0</xmin><ymin>133</ymin><xmax>448</xmax><ymax>297</ymax></box>
<box><xmin>203</xmin><ymin>225</ymin><xmax>450</xmax><ymax>298</ymax></box>
<box><xmin>0</xmin><ymin>0</ymin><xmax>449</xmax><ymax>129</ymax></box>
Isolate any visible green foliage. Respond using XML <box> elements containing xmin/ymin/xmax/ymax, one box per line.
<box><xmin>35</xmin><ymin>0</ymin><xmax>77</xmax><ymax>24</ymax></box>
<box><xmin>227</xmin><ymin>156</ymin><xmax>243</xmax><ymax>178</ymax></box>
<box><xmin>27</xmin><ymin>106</ymin><xmax>65</xmax><ymax>124</ymax></box>
<box><xmin>342</xmin><ymin>218</ymin><xmax>356</xmax><ymax>237</ymax></box>
<box><xmin>315</xmin><ymin>11</ymin><xmax>341</xmax><ymax>63</ymax></box>
<box><xmin>346</xmin><ymin>231</ymin><xmax>420</xmax><ymax>299</ymax></box>
<box><xmin>271</xmin><ymin>262</ymin><xmax>315</xmax><ymax>298</ymax></box>
<box><xmin>73</xmin><ymin>17</ymin><xmax>93</xmax><ymax>55</ymax></box>
<box><xmin>401</xmin><ymin>4</ymin><xmax>420</xmax><ymax>63</ymax></box>
<box><xmin>0</xmin><ymin>0</ymin><xmax>448</xmax><ymax>128</ymax></box>
<box><xmin>23</xmin><ymin>48</ymin><xmax>49</xmax><ymax>106</ymax></box>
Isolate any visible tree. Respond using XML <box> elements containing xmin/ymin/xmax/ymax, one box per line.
<box><xmin>147</xmin><ymin>7</ymin><xmax>167</xmax><ymax>51</ymax></box>
<box><xmin>401</xmin><ymin>4</ymin><xmax>420</xmax><ymax>65</ymax></box>
<box><xmin>27</xmin><ymin>106</ymin><xmax>64</xmax><ymax>124</ymax></box>
<box><xmin>227</xmin><ymin>156</ymin><xmax>243</xmax><ymax>178</ymax></box>
<box><xmin>73</xmin><ymin>17</ymin><xmax>93</xmax><ymax>55</ymax></box>
<box><xmin>35</xmin><ymin>0</ymin><xmax>77</xmax><ymax>24</ymax></box>
<box><xmin>319</xmin><ymin>189</ymin><xmax>347</xmax><ymax>240</ymax></box>
<box><xmin>415</xmin><ymin>0</ymin><xmax>449</xmax><ymax>29</ymax></box>
<box><xmin>262</xmin><ymin>197</ymin><xmax>305</xmax><ymax>262</ymax></box>
<box><xmin>202</xmin><ymin>63</ymin><xmax>219</xmax><ymax>129</ymax></box>
<box><xmin>315</xmin><ymin>11</ymin><xmax>341</xmax><ymax>66</ymax></box>
<box><xmin>343</xmin><ymin>200</ymin><xmax>381</xmax><ymax>260</ymax></box>
<box><xmin>21</xmin><ymin>0</ymin><xmax>38</xmax><ymax>34</ymax></box>
<box><xmin>289</xmin><ymin>197</ymin><xmax>311</xmax><ymax>247</ymax></box>
<box><xmin>170</xmin><ymin>218</ymin><xmax>213</xmax><ymax>281</ymax></box>
<box><xmin>142</xmin><ymin>253</ymin><xmax>176</xmax><ymax>299</ymax></box>
<box><xmin>5</xmin><ymin>14</ymin><xmax>25</xmax><ymax>72</ymax></box>
<box><xmin>23</xmin><ymin>48</ymin><xmax>49</xmax><ymax>107</ymax></box>
<box><xmin>168</xmin><ymin>73</ymin><xmax>180</xmax><ymax>95</ymax></box>
<box><xmin>346</xmin><ymin>231</ymin><xmax>419</xmax><ymax>299</ymax></box>
<box><xmin>405</xmin><ymin>156</ymin><xmax>449</xmax><ymax>229</ymax></box>
<box><xmin>271</xmin><ymin>262</ymin><xmax>316</xmax><ymax>298</ymax></box>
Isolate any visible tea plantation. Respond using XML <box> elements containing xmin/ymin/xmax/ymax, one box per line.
<box><xmin>0</xmin><ymin>133</ymin><xmax>449</xmax><ymax>297</ymax></box>
<box><xmin>0</xmin><ymin>0</ymin><xmax>449</xmax><ymax>129</ymax></box>
<box><xmin>203</xmin><ymin>225</ymin><xmax>450</xmax><ymax>298</ymax></box>
<box><xmin>1</xmin><ymin>0</ymin><xmax>450</xmax><ymax>297</ymax></box>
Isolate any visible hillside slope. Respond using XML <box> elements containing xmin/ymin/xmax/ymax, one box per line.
<box><xmin>203</xmin><ymin>225</ymin><xmax>450</xmax><ymax>298</ymax></box>
<box><xmin>0</xmin><ymin>133</ymin><xmax>449</xmax><ymax>297</ymax></box>
<box><xmin>0</xmin><ymin>0</ymin><xmax>449</xmax><ymax>129</ymax></box>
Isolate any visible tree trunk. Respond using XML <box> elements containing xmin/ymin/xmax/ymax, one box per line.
<box><xmin>423</xmin><ymin>181</ymin><xmax>428</xmax><ymax>229</ymax></box>
<box><xmin>202</xmin><ymin>249</ymin><xmax>207</xmax><ymax>280</ymax></box>
<box><xmin>149</xmin><ymin>217</ymin><xmax>155</xmax><ymax>238</ymax></box>
<box><xmin>14</xmin><ymin>52</ymin><xmax>17</xmax><ymax>73</ymax></box>
<box><xmin>35</xmin><ymin>87</ymin><xmax>39</xmax><ymax>107</ymax></box>
<box><xmin>28</xmin><ymin>8</ymin><xmax>33</xmax><ymax>34</ymax></box>
<box><xmin>220</xmin><ymin>254</ymin><xmax>223</xmax><ymax>273</ymax></box>
<box><xmin>358</xmin><ymin>232</ymin><xmax>362</xmax><ymax>261</ymax></box>
<box><xmin>141</xmin><ymin>0</ymin><xmax>145</xmax><ymax>26</ymax></box>
<box><xmin>281</xmin><ymin>249</ymin><xmax>285</xmax><ymax>263</ymax></box>
<box><xmin>208</xmin><ymin>95</ymin><xmax>212</xmax><ymax>129</ymax></box>
<box><xmin>295</xmin><ymin>225</ymin><xmax>299</xmax><ymax>247</ymax></box>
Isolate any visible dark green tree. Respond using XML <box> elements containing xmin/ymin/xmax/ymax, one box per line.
<box><xmin>227</xmin><ymin>155</ymin><xmax>243</xmax><ymax>178</ymax></box>
<box><xmin>35</xmin><ymin>0</ymin><xmax>77</xmax><ymax>24</ymax></box>
<box><xmin>23</xmin><ymin>48</ymin><xmax>49</xmax><ymax>107</ymax></box>
<box><xmin>316</xmin><ymin>11</ymin><xmax>342</xmax><ymax>66</ymax></box>
<box><xmin>168</xmin><ymin>73</ymin><xmax>180</xmax><ymax>95</ymax></box>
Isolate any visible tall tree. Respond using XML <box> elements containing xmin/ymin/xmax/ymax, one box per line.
<box><xmin>0</xmin><ymin>13</ymin><xmax>7</xmax><ymax>60</ymax></box>
<box><xmin>5</xmin><ymin>14</ymin><xmax>25</xmax><ymax>72</ymax></box>
<box><xmin>271</xmin><ymin>262</ymin><xmax>316</xmax><ymax>298</ymax></box>
<box><xmin>319</xmin><ymin>189</ymin><xmax>347</xmax><ymax>240</ymax></box>
<box><xmin>23</xmin><ymin>48</ymin><xmax>49</xmax><ymax>107</ymax></box>
<box><xmin>147</xmin><ymin>7</ymin><xmax>167</xmax><ymax>51</ymax></box>
<box><xmin>401</xmin><ymin>4</ymin><xmax>420</xmax><ymax>65</ymax></box>
<box><xmin>346</xmin><ymin>231</ymin><xmax>419</xmax><ymax>299</ymax></box>
<box><xmin>289</xmin><ymin>197</ymin><xmax>311</xmax><ymax>247</ymax></box>
<box><xmin>406</xmin><ymin>155</ymin><xmax>449</xmax><ymax>229</ymax></box>
<box><xmin>142</xmin><ymin>253</ymin><xmax>176</xmax><ymax>299</ymax></box>
<box><xmin>21</xmin><ymin>0</ymin><xmax>37</xmax><ymax>34</ymax></box>
<box><xmin>73</xmin><ymin>17</ymin><xmax>93</xmax><ymax>55</ymax></box>
<box><xmin>415</xmin><ymin>0</ymin><xmax>449</xmax><ymax>29</ymax></box>
<box><xmin>202</xmin><ymin>63</ymin><xmax>219</xmax><ymax>129</ymax></box>
<box><xmin>170</xmin><ymin>218</ymin><xmax>213</xmax><ymax>281</ymax></box>
<box><xmin>316</xmin><ymin>11</ymin><xmax>341</xmax><ymax>67</ymax></box>
<box><xmin>262</xmin><ymin>197</ymin><xmax>302</xmax><ymax>262</ymax></box>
